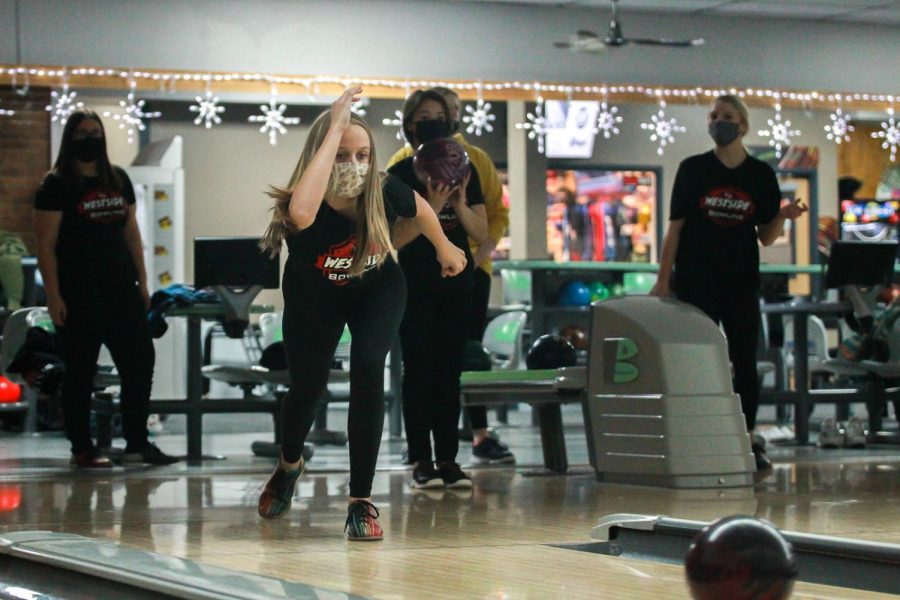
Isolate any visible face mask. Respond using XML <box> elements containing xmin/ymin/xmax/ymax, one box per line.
<box><xmin>334</xmin><ymin>161</ymin><xmax>369</xmax><ymax>198</ymax></box>
<box><xmin>448</xmin><ymin>119</ymin><xmax>461</xmax><ymax>135</ymax></box>
<box><xmin>708</xmin><ymin>121</ymin><xmax>741</xmax><ymax>147</ymax></box>
<box><xmin>72</xmin><ymin>137</ymin><xmax>104</xmax><ymax>162</ymax></box>
<box><xmin>414</xmin><ymin>119</ymin><xmax>450</xmax><ymax>145</ymax></box>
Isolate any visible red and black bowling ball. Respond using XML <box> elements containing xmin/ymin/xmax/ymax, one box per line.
<box><xmin>526</xmin><ymin>334</ymin><xmax>577</xmax><ymax>370</ymax></box>
<box><xmin>559</xmin><ymin>324</ymin><xmax>589</xmax><ymax>351</ymax></box>
<box><xmin>685</xmin><ymin>515</ymin><xmax>798</xmax><ymax>600</ymax></box>
<box><xmin>413</xmin><ymin>138</ymin><xmax>470</xmax><ymax>187</ymax></box>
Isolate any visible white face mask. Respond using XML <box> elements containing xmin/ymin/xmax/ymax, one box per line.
<box><xmin>334</xmin><ymin>161</ymin><xmax>370</xmax><ymax>198</ymax></box>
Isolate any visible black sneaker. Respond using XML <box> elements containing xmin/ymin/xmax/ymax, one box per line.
<box><xmin>70</xmin><ymin>447</ymin><xmax>113</xmax><ymax>469</ymax></box>
<box><xmin>410</xmin><ymin>461</ymin><xmax>443</xmax><ymax>489</ymax></box>
<box><xmin>437</xmin><ymin>461</ymin><xmax>473</xmax><ymax>489</ymax></box>
<box><xmin>752</xmin><ymin>443</ymin><xmax>772</xmax><ymax>472</ymax></box>
<box><xmin>122</xmin><ymin>443</ymin><xmax>179</xmax><ymax>466</ymax></box>
<box><xmin>472</xmin><ymin>437</ymin><xmax>516</xmax><ymax>465</ymax></box>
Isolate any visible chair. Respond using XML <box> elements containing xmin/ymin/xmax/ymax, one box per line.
<box><xmin>0</xmin><ymin>307</ymin><xmax>47</xmax><ymax>432</ymax></box>
<box><xmin>500</xmin><ymin>269</ymin><xmax>531</xmax><ymax>307</ymax></box>
<box><xmin>482</xmin><ymin>310</ymin><xmax>528</xmax><ymax>371</ymax></box>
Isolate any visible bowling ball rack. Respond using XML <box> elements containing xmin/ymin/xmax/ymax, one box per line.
<box><xmin>552</xmin><ymin>513</ymin><xmax>900</xmax><ymax>596</ymax></box>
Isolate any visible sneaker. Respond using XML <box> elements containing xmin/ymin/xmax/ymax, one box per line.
<box><xmin>751</xmin><ymin>442</ymin><xmax>772</xmax><ymax>472</ymax></box>
<box><xmin>70</xmin><ymin>448</ymin><xmax>113</xmax><ymax>469</ymax></box>
<box><xmin>257</xmin><ymin>459</ymin><xmax>304</xmax><ymax>519</ymax></box>
<box><xmin>843</xmin><ymin>417</ymin><xmax>867</xmax><ymax>449</ymax></box>
<box><xmin>122</xmin><ymin>443</ymin><xmax>180</xmax><ymax>465</ymax></box>
<box><xmin>345</xmin><ymin>500</ymin><xmax>383</xmax><ymax>541</ymax></box>
<box><xmin>438</xmin><ymin>461</ymin><xmax>473</xmax><ymax>489</ymax></box>
<box><xmin>472</xmin><ymin>437</ymin><xmax>516</xmax><ymax>465</ymax></box>
<box><xmin>818</xmin><ymin>418</ymin><xmax>843</xmax><ymax>449</ymax></box>
<box><xmin>411</xmin><ymin>461</ymin><xmax>444</xmax><ymax>489</ymax></box>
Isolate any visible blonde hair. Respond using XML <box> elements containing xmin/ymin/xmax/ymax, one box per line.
<box><xmin>261</xmin><ymin>111</ymin><xmax>395</xmax><ymax>278</ymax></box>
<box><xmin>714</xmin><ymin>94</ymin><xmax>750</xmax><ymax>126</ymax></box>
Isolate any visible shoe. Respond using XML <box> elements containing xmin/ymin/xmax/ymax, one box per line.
<box><xmin>411</xmin><ymin>461</ymin><xmax>444</xmax><ymax>489</ymax></box>
<box><xmin>472</xmin><ymin>437</ymin><xmax>516</xmax><ymax>465</ymax></box>
<box><xmin>817</xmin><ymin>418</ymin><xmax>843</xmax><ymax>449</ymax></box>
<box><xmin>70</xmin><ymin>448</ymin><xmax>113</xmax><ymax>469</ymax></box>
<box><xmin>257</xmin><ymin>458</ymin><xmax>304</xmax><ymax>519</ymax></box>
<box><xmin>438</xmin><ymin>461</ymin><xmax>473</xmax><ymax>489</ymax></box>
<box><xmin>843</xmin><ymin>417</ymin><xmax>867</xmax><ymax>448</ymax></box>
<box><xmin>121</xmin><ymin>443</ymin><xmax>180</xmax><ymax>465</ymax></box>
<box><xmin>751</xmin><ymin>443</ymin><xmax>772</xmax><ymax>472</ymax></box>
<box><xmin>345</xmin><ymin>500</ymin><xmax>383</xmax><ymax>541</ymax></box>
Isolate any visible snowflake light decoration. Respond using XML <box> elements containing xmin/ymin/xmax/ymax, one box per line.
<box><xmin>46</xmin><ymin>84</ymin><xmax>84</xmax><ymax>125</ymax></box>
<box><xmin>350</xmin><ymin>100</ymin><xmax>367</xmax><ymax>117</ymax></box>
<box><xmin>103</xmin><ymin>87</ymin><xmax>161</xmax><ymax>144</ymax></box>
<box><xmin>515</xmin><ymin>97</ymin><xmax>548</xmax><ymax>154</ymax></box>
<box><xmin>640</xmin><ymin>101</ymin><xmax>685</xmax><ymax>156</ymax></box>
<box><xmin>871</xmin><ymin>107</ymin><xmax>899</xmax><ymax>162</ymax></box>
<box><xmin>824</xmin><ymin>107</ymin><xmax>853</xmax><ymax>145</ymax></box>
<box><xmin>382</xmin><ymin>110</ymin><xmax>405</xmax><ymax>142</ymax></box>
<box><xmin>0</xmin><ymin>102</ymin><xmax>13</xmax><ymax>117</ymax></box>
<box><xmin>593</xmin><ymin>101</ymin><xmax>623</xmax><ymax>139</ymax></box>
<box><xmin>248</xmin><ymin>96</ymin><xmax>300</xmax><ymax>146</ymax></box>
<box><xmin>189</xmin><ymin>90</ymin><xmax>225</xmax><ymax>129</ymax></box>
<box><xmin>758</xmin><ymin>102</ymin><xmax>800</xmax><ymax>159</ymax></box>
<box><xmin>463</xmin><ymin>98</ymin><xmax>496</xmax><ymax>136</ymax></box>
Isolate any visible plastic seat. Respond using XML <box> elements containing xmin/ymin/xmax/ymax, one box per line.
<box><xmin>482</xmin><ymin>310</ymin><xmax>528</xmax><ymax>371</ymax></box>
<box><xmin>500</xmin><ymin>269</ymin><xmax>531</xmax><ymax>308</ymax></box>
<box><xmin>783</xmin><ymin>315</ymin><xmax>868</xmax><ymax>380</ymax></box>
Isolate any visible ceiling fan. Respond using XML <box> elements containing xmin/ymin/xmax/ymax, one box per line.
<box><xmin>554</xmin><ymin>0</ymin><xmax>705</xmax><ymax>52</ymax></box>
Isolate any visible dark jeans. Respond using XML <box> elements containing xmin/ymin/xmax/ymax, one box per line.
<box><xmin>677</xmin><ymin>285</ymin><xmax>761</xmax><ymax>431</ymax></box>
<box><xmin>466</xmin><ymin>267</ymin><xmax>492</xmax><ymax>431</ymax></box>
<box><xmin>280</xmin><ymin>261</ymin><xmax>406</xmax><ymax>499</ymax></box>
<box><xmin>400</xmin><ymin>274</ymin><xmax>473</xmax><ymax>464</ymax></box>
<box><xmin>58</xmin><ymin>284</ymin><xmax>154</xmax><ymax>454</ymax></box>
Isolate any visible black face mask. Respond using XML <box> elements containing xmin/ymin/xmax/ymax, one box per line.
<box><xmin>449</xmin><ymin>119</ymin><xmax>461</xmax><ymax>135</ymax></box>
<box><xmin>708</xmin><ymin>121</ymin><xmax>741</xmax><ymax>147</ymax></box>
<box><xmin>72</xmin><ymin>137</ymin><xmax>104</xmax><ymax>162</ymax></box>
<box><xmin>414</xmin><ymin>119</ymin><xmax>450</xmax><ymax>145</ymax></box>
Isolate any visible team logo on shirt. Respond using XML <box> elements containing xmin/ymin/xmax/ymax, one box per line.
<box><xmin>438</xmin><ymin>203</ymin><xmax>460</xmax><ymax>231</ymax></box>
<box><xmin>76</xmin><ymin>189</ymin><xmax>128</xmax><ymax>223</ymax></box>
<box><xmin>699</xmin><ymin>186</ymin><xmax>755</xmax><ymax>227</ymax></box>
<box><xmin>314</xmin><ymin>236</ymin><xmax>382</xmax><ymax>285</ymax></box>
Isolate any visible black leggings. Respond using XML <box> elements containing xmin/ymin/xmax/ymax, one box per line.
<box><xmin>466</xmin><ymin>267</ymin><xmax>492</xmax><ymax>431</ymax></box>
<box><xmin>400</xmin><ymin>274</ymin><xmax>473</xmax><ymax>464</ymax></box>
<box><xmin>58</xmin><ymin>284</ymin><xmax>154</xmax><ymax>454</ymax></box>
<box><xmin>280</xmin><ymin>261</ymin><xmax>406</xmax><ymax>499</ymax></box>
<box><xmin>677</xmin><ymin>287</ymin><xmax>761</xmax><ymax>431</ymax></box>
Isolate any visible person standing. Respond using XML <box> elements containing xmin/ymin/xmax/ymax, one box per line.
<box><xmin>650</xmin><ymin>95</ymin><xmax>807</xmax><ymax>471</ymax></box>
<box><xmin>257</xmin><ymin>87</ymin><xmax>467</xmax><ymax>540</ymax></box>
<box><xmin>33</xmin><ymin>110</ymin><xmax>178</xmax><ymax>468</ymax></box>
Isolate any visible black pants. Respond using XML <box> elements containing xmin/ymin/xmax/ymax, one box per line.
<box><xmin>400</xmin><ymin>274</ymin><xmax>473</xmax><ymax>464</ymax></box>
<box><xmin>677</xmin><ymin>286</ymin><xmax>761</xmax><ymax>431</ymax></box>
<box><xmin>466</xmin><ymin>267</ymin><xmax>492</xmax><ymax>431</ymax></box>
<box><xmin>58</xmin><ymin>284</ymin><xmax>154</xmax><ymax>454</ymax></box>
<box><xmin>280</xmin><ymin>261</ymin><xmax>405</xmax><ymax>499</ymax></box>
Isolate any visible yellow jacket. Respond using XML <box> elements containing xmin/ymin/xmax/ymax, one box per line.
<box><xmin>386</xmin><ymin>133</ymin><xmax>508</xmax><ymax>275</ymax></box>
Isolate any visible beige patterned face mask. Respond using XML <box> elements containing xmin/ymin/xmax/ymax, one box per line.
<box><xmin>334</xmin><ymin>161</ymin><xmax>370</xmax><ymax>198</ymax></box>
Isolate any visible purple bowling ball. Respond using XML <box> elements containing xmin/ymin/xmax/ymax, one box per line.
<box><xmin>412</xmin><ymin>138</ymin><xmax>470</xmax><ymax>187</ymax></box>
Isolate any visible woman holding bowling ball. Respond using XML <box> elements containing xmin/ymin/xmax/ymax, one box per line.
<box><xmin>387</xmin><ymin>90</ymin><xmax>488</xmax><ymax>491</ymax></box>
<box><xmin>257</xmin><ymin>86</ymin><xmax>467</xmax><ymax>540</ymax></box>
<box><xmin>651</xmin><ymin>94</ymin><xmax>807</xmax><ymax>472</ymax></box>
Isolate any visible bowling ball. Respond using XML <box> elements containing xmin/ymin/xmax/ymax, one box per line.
<box><xmin>558</xmin><ymin>280</ymin><xmax>592</xmax><ymax>307</ymax></box>
<box><xmin>462</xmin><ymin>340</ymin><xmax>493</xmax><ymax>372</ymax></box>
<box><xmin>609</xmin><ymin>283</ymin><xmax>625</xmax><ymax>297</ymax></box>
<box><xmin>588</xmin><ymin>281</ymin><xmax>610</xmax><ymax>302</ymax></box>
<box><xmin>685</xmin><ymin>515</ymin><xmax>798</xmax><ymax>600</ymax></box>
<box><xmin>0</xmin><ymin>376</ymin><xmax>21</xmax><ymax>403</ymax></box>
<box><xmin>559</xmin><ymin>324</ymin><xmax>589</xmax><ymax>351</ymax></box>
<box><xmin>526</xmin><ymin>334</ymin><xmax>577</xmax><ymax>369</ymax></box>
<box><xmin>412</xmin><ymin>138</ymin><xmax>470</xmax><ymax>187</ymax></box>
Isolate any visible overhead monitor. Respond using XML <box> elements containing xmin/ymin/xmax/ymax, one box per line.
<box><xmin>824</xmin><ymin>240</ymin><xmax>897</xmax><ymax>289</ymax></box>
<box><xmin>544</xmin><ymin>100</ymin><xmax>600</xmax><ymax>159</ymax></box>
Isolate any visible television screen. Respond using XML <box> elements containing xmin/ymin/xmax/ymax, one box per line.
<box><xmin>544</xmin><ymin>100</ymin><xmax>600</xmax><ymax>159</ymax></box>
<box><xmin>840</xmin><ymin>199</ymin><xmax>900</xmax><ymax>242</ymax></box>
<box><xmin>547</xmin><ymin>169</ymin><xmax>658</xmax><ymax>263</ymax></box>
<box><xmin>194</xmin><ymin>237</ymin><xmax>280</xmax><ymax>289</ymax></box>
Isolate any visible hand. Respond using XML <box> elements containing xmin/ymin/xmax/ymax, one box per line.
<box><xmin>329</xmin><ymin>85</ymin><xmax>363</xmax><ymax>134</ymax></box>
<box><xmin>437</xmin><ymin>241</ymin><xmax>467</xmax><ymax>277</ymax></box>
<box><xmin>779</xmin><ymin>198</ymin><xmax>808</xmax><ymax>220</ymax></box>
<box><xmin>425</xmin><ymin>178</ymin><xmax>456</xmax><ymax>212</ymax></box>
<box><xmin>448</xmin><ymin>173</ymin><xmax>470</xmax><ymax>210</ymax></box>
<box><xmin>472</xmin><ymin>244</ymin><xmax>493</xmax><ymax>269</ymax></box>
<box><xmin>138</xmin><ymin>282</ymin><xmax>151</xmax><ymax>310</ymax></box>
<box><xmin>47</xmin><ymin>293</ymin><xmax>67</xmax><ymax>326</ymax></box>
<box><xmin>649</xmin><ymin>280</ymin><xmax>671</xmax><ymax>298</ymax></box>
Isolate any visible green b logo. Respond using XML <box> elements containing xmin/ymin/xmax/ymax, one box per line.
<box><xmin>603</xmin><ymin>338</ymin><xmax>639</xmax><ymax>384</ymax></box>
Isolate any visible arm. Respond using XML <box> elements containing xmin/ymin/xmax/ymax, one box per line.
<box><xmin>472</xmin><ymin>165</ymin><xmax>508</xmax><ymax>267</ymax></box>
<box><xmin>393</xmin><ymin>192</ymin><xmax>467</xmax><ymax>276</ymax></box>
<box><xmin>649</xmin><ymin>218</ymin><xmax>684</xmax><ymax>297</ymax></box>
<box><xmin>288</xmin><ymin>86</ymin><xmax>361</xmax><ymax>229</ymax></box>
<box><xmin>123</xmin><ymin>204</ymin><xmax>151</xmax><ymax>308</ymax></box>
<box><xmin>33</xmin><ymin>209</ymin><xmax>66</xmax><ymax>324</ymax></box>
<box><xmin>447</xmin><ymin>174</ymin><xmax>488</xmax><ymax>243</ymax></box>
<box><xmin>758</xmin><ymin>198</ymin><xmax>807</xmax><ymax>246</ymax></box>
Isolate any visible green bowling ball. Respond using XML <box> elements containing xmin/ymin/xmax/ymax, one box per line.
<box><xmin>609</xmin><ymin>283</ymin><xmax>625</xmax><ymax>297</ymax></box>
<box><xmin>588</xmin><ymin>281</ymin><xmax>610</xmax><ymax>302</ymax></box>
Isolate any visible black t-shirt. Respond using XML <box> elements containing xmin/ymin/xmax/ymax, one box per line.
<box><xmin>284</xmin><ymin>173</ymin><xmax>416</xmax><ymax>289</ymax></box>
<box><xmin>34</xmin><ymin>167</ymin><xmax>138</xmax><ymax>289</ymax></box>
<box><xmin>670</xmin><ymin>151</ymin><xmax>781</xmax><ymax>292</ymax></box>
<box><xmin>387</xmin><ymin>156</ymin><xmax>484</xmax><ymax>284</ymax></box>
